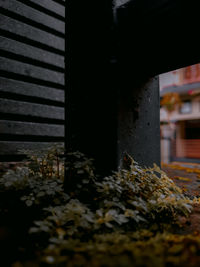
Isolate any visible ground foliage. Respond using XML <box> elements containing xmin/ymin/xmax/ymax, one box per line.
<box><xmin>163</xmin><ymin>162</ymin><xmax>200</xmax><ymax>178</ymax></box>
<box><xmin>0</xmin><ymin>147</ymin><xmax>199</xmax><ymax>266</ymax></box>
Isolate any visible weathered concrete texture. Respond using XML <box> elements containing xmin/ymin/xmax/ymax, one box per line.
<box><xmin>66</xmin><ymin>0</ymin><xmax>161</xmax><ymax>174</ymax></box>
<box><xmin>65</xmin><ymin>0</ymin><xmax>118</xmax><ymax>175</ymax></box>
<box><xmin>0</xmin><ymin>0</ymin><xmax>65</xmax><ymax>34</ymax></box>
<box><xmin>0</xmin><ymin>0</ymin><xmax>65</xmax><ymax>160</ymax></box>
<box><xmin>0</xmin><ymin>99</ymin><xmax>64</xmax><ymax>120</ymax></box>
<box><xmin>0</xmin><ymin>36</ymin><xmax>64</xmax><ymax>69</ymax></box>
<box><xmin>117</xmin><ymin>77</ymin><xmax>160</xmax><ymax>168</ymax></box>
<box><xmin>0</xmin><ymin>15</ymin><xmax>65</xmax><ymax>52</ymax></box>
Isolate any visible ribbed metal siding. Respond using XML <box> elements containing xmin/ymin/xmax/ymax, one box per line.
<box><xmin>0</xmin><ymin>0</ymin><xmax>65</xmax><ymax>160</ymax></box>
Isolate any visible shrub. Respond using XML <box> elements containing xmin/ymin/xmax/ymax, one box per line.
<box><xmin>0</xmin><ymin>148</ymin><xmax>194</xmax><ymax>266</ymax></box>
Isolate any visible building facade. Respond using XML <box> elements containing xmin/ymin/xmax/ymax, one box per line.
<box><xmin>0</xmin><ymin>1</ymin><xmax>65</xmax><ymax>161</ymax></box>
<box><xmin>160</xmin><ymin>63</ymin><xmax>200</xmax><ymax>162</ymax></box>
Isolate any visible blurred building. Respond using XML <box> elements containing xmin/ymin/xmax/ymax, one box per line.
<box><xmin>160</xmin><ymin>63</ymin><xmax>200</xmax><ymax>163</ymax></box>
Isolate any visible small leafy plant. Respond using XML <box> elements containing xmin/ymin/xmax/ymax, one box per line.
<box><xmin>0</xmin><ymin>147</ymin><xmax>195</xmax><ymax>266</ymax></box>
<box><xmin>0</xmin><ymin>145</ymin><xmax>66</xmax><ymax>208</ymax></box>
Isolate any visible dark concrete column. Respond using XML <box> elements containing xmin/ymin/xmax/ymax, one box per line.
<box><xmin>117</xmin><ymin>76</ymin><xmax>160</xmax><ymax>167</ymax></box>
<box><xmin>66</xmin><ymin>0</ymin><xmax>161</xmax><ymax>175</ymax></box>
<box><xmin>65</xmin><ymin>0</ymin><xmax>118</xmax><ymax>175</ymax></box>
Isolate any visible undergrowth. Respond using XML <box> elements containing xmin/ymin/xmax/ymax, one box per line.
<box><xmin>0</xmin><ymin>146</ymin><xmax>198</xmax><ymax>266</ymax></box>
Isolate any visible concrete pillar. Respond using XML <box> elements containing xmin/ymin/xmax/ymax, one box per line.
<box><xmin>117</xmin><ymin>77</ymin><xmax>161</xmax><ymax>167</ymax></box>
<box><xmin>66</xmin><ymin>0</ymin><xmax>161</xmax><ymax>174</ymax></box>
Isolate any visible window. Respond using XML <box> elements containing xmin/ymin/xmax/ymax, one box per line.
<box><xmin>179</xmin><ymin>101</ymin><xmax>192</xmax><ymax>114</ymax></box>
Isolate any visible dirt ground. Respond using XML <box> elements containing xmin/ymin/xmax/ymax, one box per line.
<box><xmin>162</xmin><ymin>162</ymin><xmax>200</xmax><ymax>234</ymax></box>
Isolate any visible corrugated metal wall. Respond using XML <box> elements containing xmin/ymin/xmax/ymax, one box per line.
<box><xmin>0</xmin><ymin>0</ymin><xmax>65</xmax><ymax>160</ymax></box>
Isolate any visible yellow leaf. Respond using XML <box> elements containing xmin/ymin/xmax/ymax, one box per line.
<box><xmin>173</xmin><ymin>176</ymin><xmax>191</xmax><ymax>181</ymax></box>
